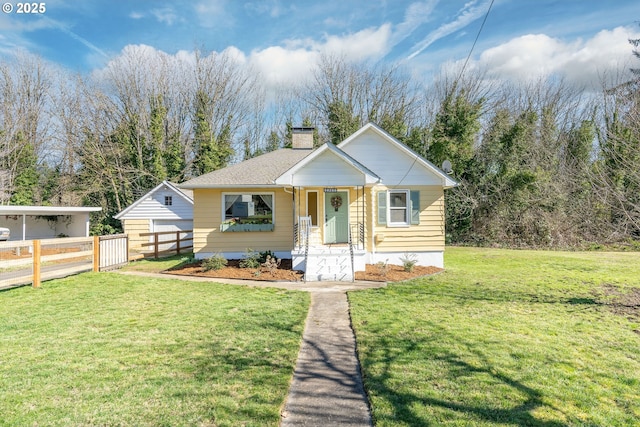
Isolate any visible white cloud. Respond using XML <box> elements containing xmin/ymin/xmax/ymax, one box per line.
<box><xmin>151</xmin><ymin>8</ymin><xmax>182</xmax><ymax>26</ymax></box>
<box><xmin>249</xmin><ymin>46</ymin><xmax>318</xmax><ymax>89</ymax></box>
<box><xmin>95</xmin><ymin>20</ymin><xmax>394</xmax><ymax>105</ymax></box>
<box><xmin>129</xmin><ymin>11</ymin><xmax>144</xmax><ymax>20</ymax></box>
<box><xmin>321</xmin><ymin>24</ymin><xmax>392</xmax><ymax>61</ymax></box>
<box><xmin>407</xmin><ymin>0</ymin><xmax>492</xmax><ymax>60</ymax></box>
<box><xmin>478</xmin><ymin>26</ymin><xmax>640</xmax><ymax>89</ymax></box>
<box><xmin>244</xmin><ymin>1</ymin><xmax>290</xmax><ymax>18</ymax></box>
<box><xmin>194</xmin><ymin>0</ymin><xmax>231</xmax><ymax>28</ymax></box>
<box><xmin>247</xmin><ymin>24</ymin><xmax>392</xmax><ymax>92</ymax></box>
<box><xmin>390</xmin><ymin>0</ymin><xmax>438</xmax><ymax>48</ymax></box>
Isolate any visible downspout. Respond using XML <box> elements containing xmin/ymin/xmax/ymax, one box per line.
<box><xmin>370</xmin><ymin>186</ymin><xmax>376</xmax><ymax>258</ymax></box>
<box><xmin>22</xmin><ymin>214</ymin><xmax>26</xmax><ymax>240</ymax></box>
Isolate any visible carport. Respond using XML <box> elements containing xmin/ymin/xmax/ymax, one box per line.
<box><xmin>0</xmin><ymin>206</ymin><xmax>102</xmax><ymax>241</ymax></box>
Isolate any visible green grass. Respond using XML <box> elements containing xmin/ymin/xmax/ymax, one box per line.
<box><xmin>0</xmin><ymin>272</ymin><xmax>309</xmax><ymax>427</ymax></box>
<box><xmin>122</xmin><ymin>253</ymin><xmax>195</xmax><ymax>273</ymax></box>
<box><xmin>350</xmin><ymin>247</ymin><xmax>640</xmax><ymax>426</ymax></box>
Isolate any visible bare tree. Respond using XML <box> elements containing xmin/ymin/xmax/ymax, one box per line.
<box><xmin>0</xmin><ymin>52</ymin><xmax>52</xmax><ymax>204</ymax></box>
<box><xmin>190</xmin><ymin>48</ymin><xmax>264</xmax><ymax>174</ymax></box>
<box><xmin>592</xmin><ymin>67</ymin><xmax>640</xmax><ymax>239</ymax></box>
<box><xmin>301</xmin><ymin>54</ymin><xmax>420</xmax><ymax>144</ymax></box>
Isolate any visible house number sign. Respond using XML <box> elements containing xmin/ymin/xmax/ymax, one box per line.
<box><xmin>324</xmin><ymin>188</ymin><xmax>337</xmax><ymax>193</ymax></box>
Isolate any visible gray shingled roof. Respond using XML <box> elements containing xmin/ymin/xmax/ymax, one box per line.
<box><xmin>167</xmin><ymin>182</ymin><xmax>193</xmax><ymax>199</ymax></box>
<box><xmin>179</xmin><ymin>148</ymin><xmax>314</xmax><ymax>188</ymax></box>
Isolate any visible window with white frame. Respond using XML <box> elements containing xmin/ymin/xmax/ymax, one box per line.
<box><xmin>378</xmin><ymin>189</ymin><xmax>420</xmax><ymax>227</ymax></box>
<box><xmin>223</xmin><ymin>193</ymin><xmax>273</xmax><ymax>224</ymax></box>
<box><xmin>388</xmin><ymin>190</ymin><xmax>410</xmax><ymax>225</ymax></box>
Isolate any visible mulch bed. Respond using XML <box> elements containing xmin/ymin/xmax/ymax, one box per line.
<box><xmin>166</xmin><ymin>259</ymin><xmax>304</xmax><ymax>281</ymax></box>
<box><xmin>165</xmin><ymin>259</ymin><xmax>443</xmax><ymax>282</ymax></box>
<box><xmin>355</xmin><ymin>263</ymin><xmax>443</xmax><ymax>282</ymax></box>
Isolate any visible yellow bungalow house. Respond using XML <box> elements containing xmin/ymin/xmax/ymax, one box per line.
<box><xmin>179</xmin><ymin>123</ymin><xmax>458</xmax><ymax>281</ymax></box>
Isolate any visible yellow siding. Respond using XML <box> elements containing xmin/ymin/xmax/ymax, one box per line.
<box><xmin>370</xmin><ymin>185</ymin><xmax>445</xmax><ymax>252</ymax></box>
<box><xmin>122</xmin><ymin>219</ymin><xmax>149</xmax><ymax>250</ymax></box>
<box><xmin>192</xmin><ymin>184</ymin><xmax>445</xmax><ymax>255</ymax></box>
<box><xmin>347</xmin><ymin>187</ymin><xmax>367</xmax><ymax>245</ymax></box>
<box><xmin>193</xmin><ymin>188</ymin><xmax>294</xmax><ymax>254</ymax></box>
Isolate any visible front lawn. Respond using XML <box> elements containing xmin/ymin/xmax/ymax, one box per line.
<box><xmin>350</xmin><ymin>247</ymin><xmax>640</xmax><ymax>426</ymax></box>
<box><xmin>0</xmin><ymin>273</ymin><xmax>309</xmax><ymax>427</ymax></box>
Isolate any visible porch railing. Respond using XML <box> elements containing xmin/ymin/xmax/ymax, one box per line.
<box><xmin>347</xmin><ymin>226</ymin><xmax>355</xmax><ymax>282</ymax></box>
<box><xmin>294</xmin><ymin>217</ymin><xmax>313</xmax><ymax>250</ymax></box>
<box><xmin>294</xmin><ymin>221</ymin><xmax>364</xmax><ymax>250</ymax></box>
<box><xmin>349</xmin><ymin>222</ymin><xmax>365</xmax><ymax>251</ymax></box>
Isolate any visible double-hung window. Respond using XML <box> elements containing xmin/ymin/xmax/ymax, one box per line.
<box><xmin>378</xmin><ymin>190</ymin><xmax>420</xmax><ymax>226</ymax></box>
<box><xmin>388</xmin><ymin>190</ymin><xmax>410</xmax><ymax>225</ymax></box>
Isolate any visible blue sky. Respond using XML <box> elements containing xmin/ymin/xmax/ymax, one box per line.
<box><xmin>1</xmin><ymin>0</ymin><xmax>639</xmax><ymax>89</ymax></box>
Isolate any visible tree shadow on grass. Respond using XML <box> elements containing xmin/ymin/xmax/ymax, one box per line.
<box><xmin>360</xmin><ymin>327</ymin><xmax>570</xmax><ymax>426</ymax></box>
<box><xmin>185</xmin><ymin>318</ymin><xmax>305</xmax><ymax>425</ymax></box>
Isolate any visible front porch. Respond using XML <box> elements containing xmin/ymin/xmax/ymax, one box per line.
<box><xmin>292</xmin><ymin>220</ymin><xmax>367</xmax><ymax>281</ymax></box>
<box><xmin>287</xmin><ymin>180</ymin><xmax>369</xmax><ymax>281</ymax></box>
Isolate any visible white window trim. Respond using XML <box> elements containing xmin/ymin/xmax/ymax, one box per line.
<box><xmin>387</xmin><ymin>189</ymin><xmax>410</xmax><ymax>227</ymax></box>
<box><xmin>221</xmin><ymin>191</ymin><xmax>276</xmax><ymax>224</ymax></box>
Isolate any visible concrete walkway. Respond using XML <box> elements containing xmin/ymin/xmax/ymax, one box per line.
<box><xmin>281</xmin><ymin>291</ymin><xmax>372</xmax><ymax>426</ymax></box>
<box><xmin>117</xmin><ymin>271</ymin><xmax>384</xmax><ymax>426</ymax></box>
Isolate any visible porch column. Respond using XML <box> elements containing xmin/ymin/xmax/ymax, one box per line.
<box><xmin>84</xmin><ymin>214</ymin><xmax>90</xmax><ymax>237</ymax></box>
<box><xmin>292</xmin><ymin>186</ymin><xmax>298</xmax><ymax>247</ymax></box>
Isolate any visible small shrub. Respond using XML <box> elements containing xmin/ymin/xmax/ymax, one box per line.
<box><xmin>400</xmin><ymin>252</ymin><xmax>418</xmax><ymax>272</ymax></box>
<box><xmin>259</xmin><ymin>250</ymin><xmax>276</xmax><ymax>263</ymax></box>
<box><xmin>202</xmin><ymin>253</ymin><xmax>227</xmax><ymax>271</ymax></box>
<box><xmin>239</xmin><ymin>248</ymin><xmax>261</xmax><ymax>269</ymax></box>
<box><xmin>375</xmin><ymin>259</ymin><xmax>389</xmax><ymax>277</ymax></box>
<box><xmin>260</xmin><ymin>255</ymin><xmax>281</xmax><ymax>275</ymax></box>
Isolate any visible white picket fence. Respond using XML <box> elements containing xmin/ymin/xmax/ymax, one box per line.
<box><xmin>98</xmin><ymin>234</ymin><xmax>129</xmax><ymax>271</ymax></box>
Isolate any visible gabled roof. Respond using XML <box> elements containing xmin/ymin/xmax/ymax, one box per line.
<box><xmin>274</xmin><ymin>142</ymin><xmax>380</xmax><ymax>186</ymax></box>
<box><xmin>178</xmin><ymin>123</ymin><xmax>457</xmax><ymax>190</ymax></box>
<box><xmin>114</xmin><ymin>181</ymin><xmax>193</xmax><ymax>220</ymax></box>
<box><xmin>179</xmin><ymin>149</ymin><xmax>313</xmax><ymax>189</ymax></box>
<box><xmin>338</xmin><ymin>122</ymin><xmax>459</xmax><ymax>188</ymax></box>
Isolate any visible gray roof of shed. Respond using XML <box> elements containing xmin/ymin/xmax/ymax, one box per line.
<box><xmin>179</xmin><ymin>148</ymin><xmax>314</xmax><ymax>188</ymax></box>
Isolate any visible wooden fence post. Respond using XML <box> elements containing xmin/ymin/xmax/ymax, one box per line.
<box><xmin>154</xmin><ymin>232</ymin><xmax>159</xmax><ymax>259</ymax></box>
<box><xmin>32</xmin><ymin>240</ymin><xmax>41</xmax><ymax>288</ymax></box>
<box><xmin>93</xmin><ymin>235</ymin><xmax>100</xmax><ymax>272</ymax></box>
<box><xmin>176</xmin><ymin>231</ymin><xmax>181</xmax><ymax>255</ymax></box>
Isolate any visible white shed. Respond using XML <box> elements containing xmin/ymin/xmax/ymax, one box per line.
<box><xmin>114</xmin><ymin>181</ymin><xmax>194</xmax><ymax>251</ymax></box>
<box><xmin>0</xmin><ymin>206</ymin><xmax>102</xmax><ymax>241</ymax></box>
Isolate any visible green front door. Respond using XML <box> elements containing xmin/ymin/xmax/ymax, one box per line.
<box><xmin>324</xmin><ymin>191</ymin><xmax>348</xmax><ymax>244</ymax></box>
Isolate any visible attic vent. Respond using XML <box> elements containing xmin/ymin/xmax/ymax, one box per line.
<box><xmin>291</xmin><ymin>127</ymin><xmax>314</xmax><ymax>150</ymax></box>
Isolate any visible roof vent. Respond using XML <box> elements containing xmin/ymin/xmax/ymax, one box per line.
<box><xmin>291</xmin><ymin>127</ymin><xmax>314</xmax><ymax>150</ymax></box>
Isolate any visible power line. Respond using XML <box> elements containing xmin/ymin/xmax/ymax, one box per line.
<box><xmin>456</xmin><ymin>0</ymin><xmax>495</xmax><ymax>84</ymax></box>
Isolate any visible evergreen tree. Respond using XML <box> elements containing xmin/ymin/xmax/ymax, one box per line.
<box><xmin>327</xmin><ymin>100</ymin><xmax>359</xmax><ymax>144</ymax></box>
<box><xmin>9</xmin><ymin>136</ymin><xmax>38</xmax><ymax>205</ymax></box>
<box><xmin>192</xmin><ymin>91</ymin><xmax>233</xmax><ymax>176</ymax></box>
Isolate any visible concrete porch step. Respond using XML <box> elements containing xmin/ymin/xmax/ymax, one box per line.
<box><xmin>304</xmin><ymin>250</ymin><xmax>353</xmax><ymax>281</ymax></box>
<box><xmin>292</xmin><ymin>245</ymin><xmax>366</xmax><ymax>282</ymax></box>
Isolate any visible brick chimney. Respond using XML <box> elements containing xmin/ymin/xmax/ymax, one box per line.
<box><xmin>291</xmin><ymin>127</ymin><xmax>314</xmax><ymax>150</ymax></box>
